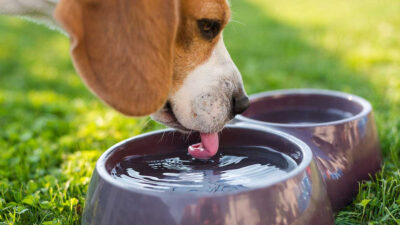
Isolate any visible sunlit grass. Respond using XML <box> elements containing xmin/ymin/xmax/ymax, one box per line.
<box><xmin>1</xmin><ymin>0</ymin><xmax>400</xmax><ymax>224</ymax></box>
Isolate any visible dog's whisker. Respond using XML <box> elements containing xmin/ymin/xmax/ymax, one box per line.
<box><xmin>171</xmin><ymin>130</ymin><xmax>176</xmax><ymax>144</ymax></box>
<box><xmin>185</xmin><ymin>130</ymin><xmax>193</xmax><ymax>142</ymax></box>
<box><xmin>230</xmin><ymin>19</ymin><xmax>245</xmax><ymax>26</ymax></box>
<box><xmin>140</xmin><ymin>117</ymin><xmax>153</xmax><ymax>130</ymax></box>
<box><xmin>159</xmin><ymin>129</ymin><xmax>167</xmax><ymax>143</ymax></box>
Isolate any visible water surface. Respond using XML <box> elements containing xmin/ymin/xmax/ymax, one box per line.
<box><xmin>111</xmin><ymin>146</ymin><xmax>297</xmax><ymax>193</ymax></box>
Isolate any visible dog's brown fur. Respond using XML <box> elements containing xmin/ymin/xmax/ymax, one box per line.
<box><xmin>173</xmin><ymin>0</ymin><xmax>230</xmax><ymax>91</ymax></box>
<box><xmin>55</xmin><ymin>0</ymin><xmax>230</xmax><ymax>116</ymax></box>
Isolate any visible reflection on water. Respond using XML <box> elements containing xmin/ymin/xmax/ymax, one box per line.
<box><xmin>249</xmin><ymin>108</ymin><xmax>353</xmax><ymax>124</ymax></box>
<box><xmin>111</xmin><ymin>147</ymin><xmax>297</xmax><ymax>193</ymax></box>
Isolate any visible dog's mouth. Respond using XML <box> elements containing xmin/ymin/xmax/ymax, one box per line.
<box><xmin>152</xmin><ymin>102</ymin><xmax>191</xmax><ymax>133</ymax></box>
<box><xmin>151</xmin><ymin>102</ymin><xmax>221</xmax><ymax>159</ymax></box>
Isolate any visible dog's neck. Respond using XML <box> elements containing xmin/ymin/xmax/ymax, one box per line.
<box><xmin>0</xmin><ymin>0</ymin><xmax>59</xmax><ymax>28</ymax></box>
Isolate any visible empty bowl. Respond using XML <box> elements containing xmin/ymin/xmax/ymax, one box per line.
<box><xmin>82</xmin><ymin>124</ymin><xmax>334</xmax><ymax>225</ymax></box>
<box><xmin>235</xmin><ymin>89</ymin><xmax>382</xmax><ymax>211</ymax></box>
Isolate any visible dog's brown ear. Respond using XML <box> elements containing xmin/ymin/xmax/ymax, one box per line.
<box><xmin>55</xmin><ymin>0</ymin><xmax>178</xmax><ymax>116</ymax></box>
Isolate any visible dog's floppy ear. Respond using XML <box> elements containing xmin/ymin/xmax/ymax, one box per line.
<box><xmin>55</xmin><ymin>0</ymin><xmax>178</xmax><ymax>116</ymax></box>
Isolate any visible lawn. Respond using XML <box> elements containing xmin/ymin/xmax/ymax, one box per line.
<box><xmin>0</xmin><ymin>0</ymin><xmax>399</xmax><ymax>224</ymax></box>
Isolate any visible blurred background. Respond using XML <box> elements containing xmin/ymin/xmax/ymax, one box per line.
<box><xmin>0</xmin><ymin>0</ymin><xmax>399</xmax><ymax>224</ymax></box>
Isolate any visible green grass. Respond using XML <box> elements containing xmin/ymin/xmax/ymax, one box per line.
<box><xmin>0</xmin><ymin>0</ymin><xmax>399</xmax><ymax>224</ymax></box>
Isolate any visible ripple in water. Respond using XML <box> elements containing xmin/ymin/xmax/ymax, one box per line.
<box><xmin>111</xmin><ymin>146</ymin><xmax>297</xmax><ymax>193</ymax></box>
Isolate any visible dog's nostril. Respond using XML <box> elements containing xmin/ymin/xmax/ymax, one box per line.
<box><xmin>164</xmin><ymin>101</ymin><xmax>172</xmax><ymax>111</ymax></box>
<box><xmin>233</xmin><ymin>96</ymin><xmax>250</xmax><ymax>115</ymax></box>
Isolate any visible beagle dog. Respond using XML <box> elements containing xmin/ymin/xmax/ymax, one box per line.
<box><xmin>0</xmin><ymin>0</ymin><xmax>249</xmax><ymax>157</ymax></box>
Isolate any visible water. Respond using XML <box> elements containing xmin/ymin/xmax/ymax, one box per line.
<box><xmin>111</xmin><ymin>146</ymin><xmax>297</xmax><ymax>193</ymax></box>
<box><xmin>249</xmin><ymin>108</ymin><xmax>353</xmax><ymax>124</ymax></box>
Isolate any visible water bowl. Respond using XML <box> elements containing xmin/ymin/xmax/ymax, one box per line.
<box><xmin>235</xmin><ymin>89</ymin><xmax>382</xmax><ymax>211</ymax></box>
<box><xmin>82</xmin><ymin>124</ymin><xmax>334</xmax><ymax>225</ymax></box>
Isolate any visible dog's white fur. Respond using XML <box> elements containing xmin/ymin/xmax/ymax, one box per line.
<box><xmin>0</xmin><ymin>0</ymin><xmax>246</xmax><ymax>133</ymax></box>
<box><xmin>152</xmin><ymin>37</ymin><xmax>245</xmax><ymax>133</ymax></box>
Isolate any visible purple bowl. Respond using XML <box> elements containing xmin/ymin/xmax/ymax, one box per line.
<box><xmin>235</xmin><ymin>89</ymin><xmax>382</xmax><ymax>211</ymax></box>
<box><xmin>82</xmin><ymin>125</ymin><xmax>334</xmax><ymax>225</ymax></box>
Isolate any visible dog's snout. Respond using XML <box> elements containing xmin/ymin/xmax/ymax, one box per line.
<box><xmin>233</xmin><ymin>95</ymin><xmax>250</xmax><ymax>115</ymax></box>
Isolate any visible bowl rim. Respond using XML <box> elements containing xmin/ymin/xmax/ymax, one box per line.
<box><xmin>95</xmin><ymin>124</ymin><xmax>313</xmax><ymax>198</ymax></box>
<box><xmin>235</xmin><ymin>89</ymin><xmax>372</xmax><ymax>128</ymax></box>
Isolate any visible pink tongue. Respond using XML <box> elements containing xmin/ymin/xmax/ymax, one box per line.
<box><xmin>188</xmin><ymin>133</ymin><xmax>219</xmax><ymax>159</ymax></box>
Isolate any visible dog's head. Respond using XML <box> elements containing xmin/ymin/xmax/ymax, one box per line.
<box><xmin>55</xmin><ymin>0</ymin><xmax>248</xmax><ymax>133</ymax></box>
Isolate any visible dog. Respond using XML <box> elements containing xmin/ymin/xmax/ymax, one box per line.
<box><xmin>0</xmin><ymin>0</ymin><xmax>249</xmax><ymax>149</ymax></box>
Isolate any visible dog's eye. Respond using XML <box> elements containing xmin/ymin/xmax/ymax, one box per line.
<box><xmin>197</xmin><ymin>19</ymin><xmax>221</xmax><ymax>40</ymax></box>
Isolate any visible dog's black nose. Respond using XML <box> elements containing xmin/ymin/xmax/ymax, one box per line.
<box><xmin>233</xmin><ymin>95</ymin><xmax>250</xmax><ymax>115</ymax></box>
